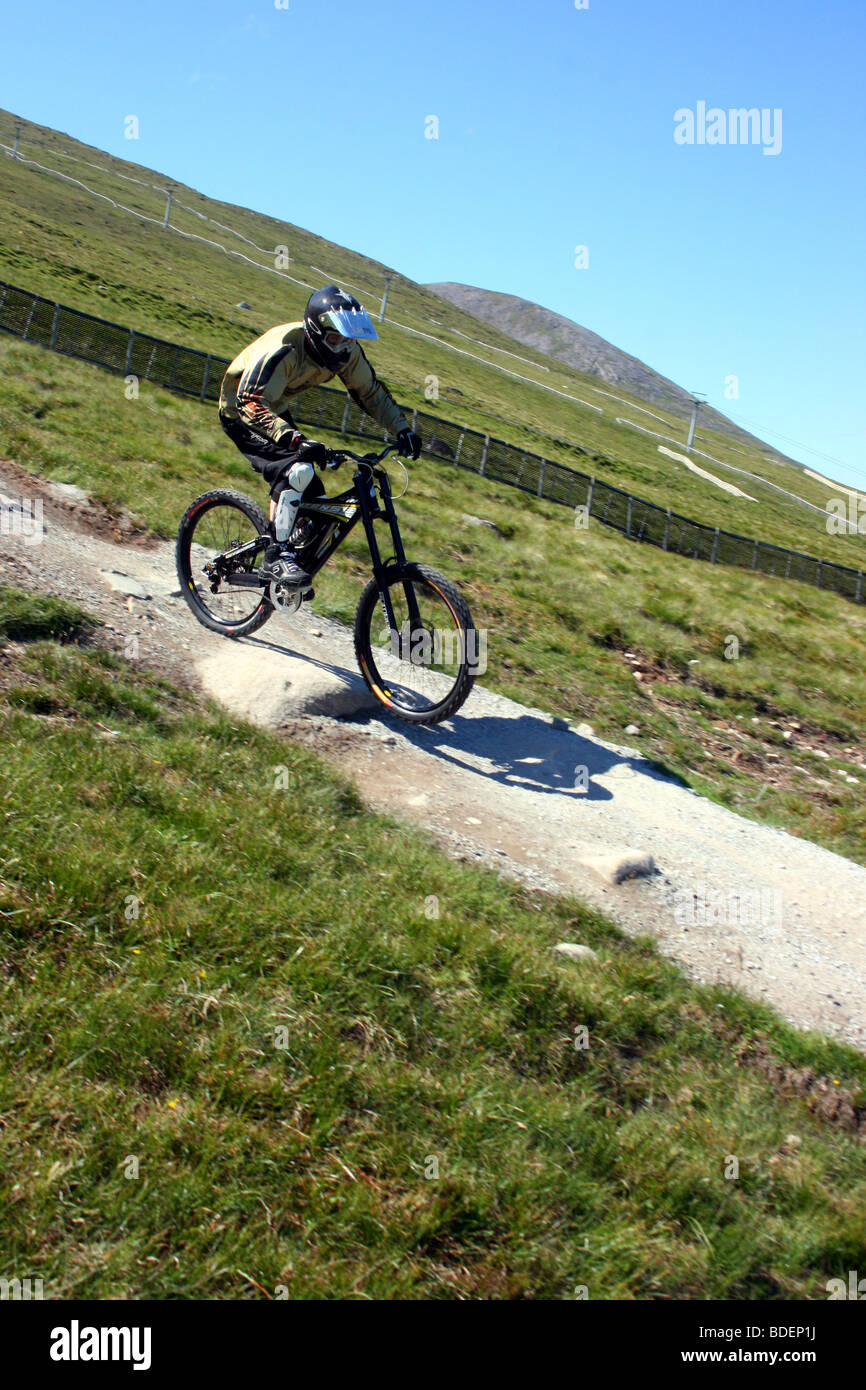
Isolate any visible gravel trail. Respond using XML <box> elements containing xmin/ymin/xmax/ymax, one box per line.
<box><xmin>3</xmin><ymin>461</ymin><xmax>864</xmax><ymax>1051</ymax></box>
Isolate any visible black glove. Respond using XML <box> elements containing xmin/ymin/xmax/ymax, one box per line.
<box><xmin>397</xmin><ymin>429</ymin><xmax>422</xmax><ymax>461</ymax></box>
<box><xmin>296</xmin><ymin>439</ymin><xmax>328</xmax><ymax>465</ymax></box>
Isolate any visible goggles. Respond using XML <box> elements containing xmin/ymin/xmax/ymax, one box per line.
<box><xmin>323</xmin><ymin>329</ymin><xmax>354</xmax><ymax>352</ymax></box>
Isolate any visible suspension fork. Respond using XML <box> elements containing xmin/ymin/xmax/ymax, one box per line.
<box><xmin>357</xmin><ymin>466</ymin><xmax>424</xmax><ymax>639</ymax></box>
<box><xmin>377</xmin><ymin>466</ymin><xmax>425</xmax><ymax>636</ymax></box>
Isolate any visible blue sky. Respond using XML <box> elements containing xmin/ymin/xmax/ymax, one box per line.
<box><xmin>2</xmin><ymin>0</ymin><xmax>865</xmax><ymax>488</ymax></box>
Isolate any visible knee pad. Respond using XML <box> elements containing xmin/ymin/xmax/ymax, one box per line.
<box><xmin>270</xmin><ymin>459</ymin><xmax>315</xmax><ymax>502</ymax></box>
<box><xmin>290</xmin><ymin>460</ymin><xmax>316</xmax><ymax>493</ymax></box>
<box><xmin>272</xmin><ymin>461</ymin><xmax>317</xmax><ymax>541</ymax></box>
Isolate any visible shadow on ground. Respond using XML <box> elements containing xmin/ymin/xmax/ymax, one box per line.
<box><xmin>241</xmin><ymin>628</ymin><xmax>688</xmax><ymax>801</ymax></box>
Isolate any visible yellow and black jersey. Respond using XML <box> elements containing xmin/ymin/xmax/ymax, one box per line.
<box><xmin>218</xmin><ymin>321</ymin><xmax>409</xmax><ymax>444</ymax></box>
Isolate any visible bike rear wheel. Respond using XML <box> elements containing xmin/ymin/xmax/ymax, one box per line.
<box><xmin>176</xmin><ymin>489</ymin><xmax>273</xmax><ymax>638</ymax></box>
<box><xmin>354</xmin><ymin>563</ymin><xmax>478</xmax><ymax>725</ymax></box>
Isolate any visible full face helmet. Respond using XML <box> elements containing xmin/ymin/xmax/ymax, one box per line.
<box><xmin>304</xmin><ymin>284</ymin><xmax>378</xmax><ymax>370</ymax></box>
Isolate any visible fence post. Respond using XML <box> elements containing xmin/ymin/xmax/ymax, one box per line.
<box><xmin>200</xmin><ymin>353</ymin><xmax>212</xmax><ymax>402</ymax></box>
<box><xmin>49</xmin><ymin>302</ymin><xmax>61</xmax><ymax>350</ymax></box>
<box><xmin>816</xmin><ymin>559</ymin><xmax>822</xmax><ymax>588</ymax></box>
<box><xmin>538</xmin><ymin>459</ymin><xmax>546</xmax><ymax>498</ymax></box>
<box><xmin>411</xmin><ymin>409</ymin><xmax>418</xmax><ymax>431</ymax></box>
<box><xmin>857</xmin><ymin>571</ymin><xmax>863</xmax><ymax>603</ymax></box>
<box><xmin>340</xmin><ymin>399</ymin><xmax>350</xmax><ymax>435</ymax></box>
<box><xmin>586</xmin><ymin>476</ymin><xmax>595</xmax><ymax>515</ymax></box>
<box><xmin>663</xmin><ymin>508</ymin><xmax>671</xmax><ymax>551</ymax></box>
<box><xmin>479</xmin><ymin>434</ymin><xmax>490</xmax><ymax>476</ymax></box>
<box><xmin>751</xmin><ymin>539</ymin><xmax>759</xmax><ymax>570</ymax></box>
<box><xmin>455</xmin><ymin>431</ymin><xmax>465</xmax><ymax>463</ymax></box>
<box><xmin>167</xmin><ymin>347</ymin><xmax>180</xmax><ymax>391</ymax></box>
<box><xmin>124</xmin><ymin>329</ymin><xmax>136</xmax><ymax>375</ymax></box>
<box><xmin>785</xmin><ymin>552</ymin><xmax>792</xmax><ymax>579</ymax></box>
<box><xmin>711</xmin><ymin>527</ymin><xmax>720</xmax><ymax>564</ymax></box>
<box><xmin>626</xmin><ymin>495</ymin><xmax>633</xmax><ymax>539</ymax></box>
<box><xmin>22</xmin><ymin>297</ymin><xmax>37</xmax><ymax>340</ymax></box>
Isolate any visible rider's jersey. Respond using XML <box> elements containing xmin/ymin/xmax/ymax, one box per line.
<box><xmin>218</xmin><ymin>321</ymin><xmax>409</xmax><ymax>444</ymax></box>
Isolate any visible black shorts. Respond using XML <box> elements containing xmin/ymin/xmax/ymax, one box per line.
<box><xmin>219</xmin><ymin>413</ymin><xmax>325</xmax><ymax>503</ymax></box>
<box><xmin>219</xmin><ymin>413</ymin><xmax>299</xmax><ymax>487</ymax></box>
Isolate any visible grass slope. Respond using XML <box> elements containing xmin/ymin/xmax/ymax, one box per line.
<box><xmin>1</xmin><ymin>590</ymin><xmax>865</xmax><ymax>1299</ymax></box>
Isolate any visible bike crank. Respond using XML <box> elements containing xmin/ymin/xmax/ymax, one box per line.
<box><xmin>270</xmin><ymin>580</ymin><xmax>304</xmax><ymax>613</ymax></box>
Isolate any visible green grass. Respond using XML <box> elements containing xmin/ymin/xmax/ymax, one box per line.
<box><xmin>2</xmin><ymin>590</ymin><xmax>866</xmax><ymax>1299</ymax></box>
<box><xmin>0</xmin><ymin>587</ymin><xmax>95</xmax><ymax>644</ymax></box>
<box><xmin>2</xmin><ymin>106</ymin><xmax>866</xmax><ymax>568</ymax></box>
<box><xmin>3</xmin><ymin>336</ymin><xmax>865</xmax><ymax>864</ymax></box>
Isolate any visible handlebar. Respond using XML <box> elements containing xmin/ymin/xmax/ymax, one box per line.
<box><xmin>320</xmin><ymin>442</ymin><xmax>398</xmax><ymax>470</ymax></box>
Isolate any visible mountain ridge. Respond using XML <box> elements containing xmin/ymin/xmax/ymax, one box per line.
<box><xmin>427</xmin><ymin>281</ymin><xmax>783</xmax><ymax>459</ymax></box>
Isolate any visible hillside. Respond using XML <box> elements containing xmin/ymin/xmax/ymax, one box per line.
<box><xmin>2</xmin><ymin>588</ymin><xmax>866</xmax><ymax>1298</ymax></box>
<box><xmin>2</xmin><ymin>107</ymin><xmax>866</xmax><ymax>570</ymax></box>
<box><xmin>3</xmin><ymin>107</ymin><xmax>866</xmax><ymax>1310</ymax></box>
<box><xmin>427</xmin><ymin>282</ymin><xmax>778</xmax><ymax>452</ymax></box>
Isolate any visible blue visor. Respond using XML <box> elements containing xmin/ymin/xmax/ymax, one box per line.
<box><xmin>321</xmin><ymin>305</ymin><xmax>378</xmax><ymax>341</ymax></box>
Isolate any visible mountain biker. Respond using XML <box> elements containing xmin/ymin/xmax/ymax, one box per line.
<box><xmin>218</xmin><ymin>285</ymin><xmax>422</xmax><ymax>590</ymax></box>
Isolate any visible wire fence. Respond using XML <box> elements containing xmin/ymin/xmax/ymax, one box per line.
<box><xmin>0</xmin><ymin>278</ymin><xmax>862</xmax><ymax>605</ymax></box>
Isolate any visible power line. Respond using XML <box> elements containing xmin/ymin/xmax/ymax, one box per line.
<box><xmin>715</xmin><ymin>408</ymin><xmax>866</xmax><ymax>484</ymax></box>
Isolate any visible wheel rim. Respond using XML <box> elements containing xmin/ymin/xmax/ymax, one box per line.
<box><xmin>363</xmin><ymin>575</ymin><xmax>471</xmax><ymax>715</ymax></box>
<box><xmin>183</xmin><ymin>499</ymin><xmax>267</xmax><ymax>628</ymax></box>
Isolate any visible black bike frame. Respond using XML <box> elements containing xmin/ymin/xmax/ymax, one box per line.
<box><xmin>216</xmin><ymin>459</ymin><xmax>424</xmax><ymax>634</ymax></box>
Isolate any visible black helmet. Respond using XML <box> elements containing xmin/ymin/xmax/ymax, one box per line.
<box><xmin>304</xmin><ymin>285</ymin><xmax>378</xmax><ymax>370</ymax></box>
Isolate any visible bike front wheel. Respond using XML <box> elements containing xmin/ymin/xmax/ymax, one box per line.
<box><xmin>354</xmin><ymin>563</ymin><xmax>478</xmax><ymax>725</ymax></box>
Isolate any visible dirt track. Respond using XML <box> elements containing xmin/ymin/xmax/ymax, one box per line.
<box><xmin>3</xmin><ymin>460</ymin><xmax>865</xmax><ymax>1051</ymax></box>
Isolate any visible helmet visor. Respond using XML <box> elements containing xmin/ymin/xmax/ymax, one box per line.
<box><xmin>321</xmin><ymin>305</ymin><xmax>379</xmax><ymax>342</ymax></box>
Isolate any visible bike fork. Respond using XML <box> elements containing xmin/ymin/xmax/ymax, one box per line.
<box><xmin>358</xmin><ymin>469</ymin><xmax>424</xmax><ymax>636</ymax></box>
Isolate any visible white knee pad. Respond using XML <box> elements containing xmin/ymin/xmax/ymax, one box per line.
<box><xmin>286</xmin><ymin>461</ymin><xmax>315</xmax><ymax>493</ymax></box>
<box><xmin>274</xmin><ymin>460</ymin><xmax>316</xmax><ymax>541</ymax></box>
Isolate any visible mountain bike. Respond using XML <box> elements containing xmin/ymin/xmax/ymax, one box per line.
<box><xmin>175</xmin><ymin>444</ymin><xmax>478</xmax><ymax>725</ymax></box>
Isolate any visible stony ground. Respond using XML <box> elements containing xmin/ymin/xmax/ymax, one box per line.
<box><xmin>3</xmin><ymin>458</ymin><xmax>865</xmax><ymax>1051</ymax></box>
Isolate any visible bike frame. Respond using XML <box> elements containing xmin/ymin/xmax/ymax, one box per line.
<box><xmin>218</xmin><ymin>453</ymin><xmax>423</xmax><ymax>636</ymax></box>
<box><xmin>300</xmin><ymin>465</ymin><xmax>395</xmax><ymax>578</ymax></box>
